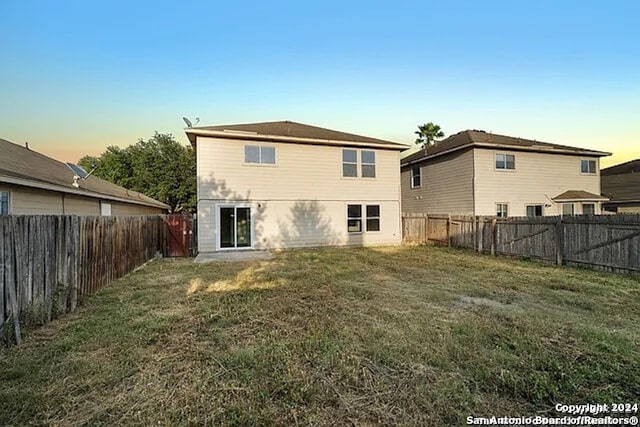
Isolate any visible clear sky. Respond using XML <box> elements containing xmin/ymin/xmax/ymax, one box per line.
<box><xmin>1</xmin><ymin>0</ymin><xmax>638</xmax><ymax>167</ymax></box>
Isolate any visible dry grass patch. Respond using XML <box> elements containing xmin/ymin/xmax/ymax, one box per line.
<box><xmin>1</xmin><ymin>245</ymin><xmax>639</xmax><ymax>425</ymax></box>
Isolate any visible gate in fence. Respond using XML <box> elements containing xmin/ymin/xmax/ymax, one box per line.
<box><xmin>163</xmin><ymin>214</ymin><xmax>197</xmax><ymax>257</ymax></box>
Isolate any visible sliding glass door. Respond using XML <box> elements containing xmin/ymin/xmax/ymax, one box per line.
<box><xmin>218</xmin><ymin>206</ymin><xmax>252</xmax><ymax>249</ymax></box>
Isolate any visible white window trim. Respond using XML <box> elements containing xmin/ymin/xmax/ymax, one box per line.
<box><xmin>411</xmin><ymin>166</ymin><xmax>421</xmax><ymax>189</ymax></box>
<box><xmin>361</xmin><ymin>150</ymin><xmax>377</xmax><ymax>179</ymax></box>
<box><xmin>347</xmin><ymin>203</ymin><xmax>363</xmax><ymax>233</ymax></box>
<box><xmin>580</xmin><ymin>159</ymin><xmax>597</xmax><ymax>175</ymax></box>
<box><xmin>365</xmin><ymin>204</ymin><xmax>381</xmax><ymax>233</ymax></box>
<box><xmin>243</xmin><ymin>145</ymin><xmax>277</xmax><ymax>167</ymax></box>
<box><xmin>215</xmin><ymin>203</ymin><xmax>254</xmax><ymax>251</ymax></box>
<box><xmin>341</xmin><ymin>149</ymin><xmax>377</xmax><ymax>180</ymax></box>
<box><xmin>342</xmin><ymin>149</ymin><xmax>359</xmax><ymax>179</ymax></box>
<box><xmin>525</xmin><ymin>204</ymin><xmax>544</xmax><ymax>217</ymax></box>
<box><xmin>495</xmin><ymin>153</ymin><xmax>516</xmax><ymax>171</ymax></box>
<box><xmin>562</xmin><ymin>203</ymin><xmax>575</xmax><ymax>216</ymax></box>
<box><xmin>581</xmin><ymin>202</ymin><xmax>596</xmax><ymax>215</ymax></box>
<box><xmin>495</xmin><ymin>202</ymin><xmax>509</xmax><ymax>218</ymax></box>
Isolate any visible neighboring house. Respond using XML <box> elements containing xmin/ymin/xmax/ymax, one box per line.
<box><xmin>185</xmin><ymin>120</ymin><xmax>408</xmax><ymax>252</ymax></box>
<box><xmin>0</xmin><ymin>137</ymin><xmax>169</xmax><ymax>215</ymax></box>
<box><xmin>601</xmin><ymin>159</ymin><xmax>640</xmax><ymax>214</ymax></box>
<box><xmin>401</xmin><ymin>130</ymin><xmax>610</xmax><ymax>217</ymax></box>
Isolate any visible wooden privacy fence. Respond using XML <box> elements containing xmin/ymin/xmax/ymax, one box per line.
<box><xmin>1</xmin><ymin>215</ymin><xmax>166</xmax><ymax>345</ymax></box>
<box><xmin>402</xmin><ymin>213</ymin><xmax>640</xmax><ymax>274</ymax></box>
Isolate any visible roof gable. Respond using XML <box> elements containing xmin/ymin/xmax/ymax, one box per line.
<box><xmin>0</xmin><ymin>138</ymin><xmax>168</xmax><ymax>209</ymax></box>
<box><xmin>185</xmin><ymin>120</ymin><xmax>409</xmax><ymax>150</ymax></box>
<box><xmin>402</xmin><ymin>130</ymin><xmax>611</xmax><ymax>166</ymax></box>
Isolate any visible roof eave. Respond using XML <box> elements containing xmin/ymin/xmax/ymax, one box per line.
<box><xmin>401</xmin><ymin>142</ymin><xmax>611</xmax><ymax>167</ymax></box>
<box><xmin>185</xmin><ymin>128</ymin><xmax>409</xmax><ymax>151</ymax></box>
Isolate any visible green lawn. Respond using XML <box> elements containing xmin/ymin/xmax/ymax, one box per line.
<box><xmin>1</xmin><ymin>245</ymin><xmax>639</xmax><ymax>425</ymax></box>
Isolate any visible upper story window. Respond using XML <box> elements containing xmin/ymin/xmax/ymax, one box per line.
<box><xmin>495</xmin><ymin>153</ymin><xmax>515</xmax><ymax>170</ymax></box>
<box><xmin>361</xmin><ymin>151</ymin><xmax>376</xmax><ymax>178</ymax></box>
<box><xmin>0</xmin><ymin>191</ymin><xmax>9</xmax><ymax>215</ymax></box>
<box><xmin>342</xmin><ymin>149</ymin><xmax>376</xmax><ymax>178</ymax></box>
<box><xmin>342</xmin><ymin>149</ymin><xmax>358</xmax><ymax>177</ymax></box>
<box><xmin>581</xmin><ymin>159</ymin><xmax>596</xmax><ymax>174</ymax></box>
<box><xmin>245</xmin><ymin>145</ymin><xmax>276</xmax><ymax>165</ymax></box>
<box><xmin>411</xmin><ymin>166</ymin><xmax>421</xmax><ymax>188</ymax></box>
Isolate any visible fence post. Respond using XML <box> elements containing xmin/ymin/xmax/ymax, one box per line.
<box><xmin>490</xmin><ymin>218</ymin><xmax>497</xmax><ymax>256</ymax></box>
<box><xmin>424</xmin><ymin>215</ymin><xmax>428</xmax><ymax>243</ymax></box>
<box><xmin>447</xmin><ymin>214</ymin><xmax>451</xmax><ymax>247</ymax></box>
<box><xmin>555</xmin><ymin>216</ymin><xmax>564</xmax><ymax>266</ymax></box>
<box><xmin>477</xmin><ymin>216</ymin><xmax>483</xmax><ymax>253</ymax></box>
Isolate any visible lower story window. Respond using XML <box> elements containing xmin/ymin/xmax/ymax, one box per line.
<box><xmin>366</xmin><ymin>205</ymin><xmax>380</xmax><ymax>231</ymax></box>
<box><xmin>0</xmin><ymin>191</ymin><xmax>9</xmax><ymax>215</ymax></box>
<box><xmin>496</xmin><ymin>203</ymin><xmax>508</xmax><ymax>218</ymax></box>
<box><xmin>526</xmin><ymin>204</ymin><xmax>543</xmax><ymax>217</ymax></box>
<box><xmin>562</xmin><ymin>203</ymin><xmax>574</xmax><ymax>216</ymax></box>
<box><xmin>347</xmin><ymin>204</ymin><xmax>362</xmax><ymax>233</ymax></box>
<box><xmin>582</xmin><ymin>203</ymin><xmax>595</xmax><ymax>215</ymax></box>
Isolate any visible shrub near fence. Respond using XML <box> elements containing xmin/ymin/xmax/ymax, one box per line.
<box><xmin>0</xmin><ymin>215</ymin><xmax>166</xmax><ymax>345</ymax></box>
<box><xmin>402</xmin><ymin>214</ymin><xmax>640</xmax><ymax>274</ymax></box>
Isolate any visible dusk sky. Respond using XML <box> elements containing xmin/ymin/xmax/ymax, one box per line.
<box><xmin>1</xmin><ymin>0</ymin><xmax>638</xmax><ymax>167</ymax></box>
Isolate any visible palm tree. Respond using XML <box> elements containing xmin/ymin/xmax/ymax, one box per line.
<box><xmin>414</xmin><ymin>122</ymin><xmax>444</xmax><ymax>147</ymax></box>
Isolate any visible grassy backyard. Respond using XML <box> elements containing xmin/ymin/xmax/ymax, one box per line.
<box><xmin>1</xmin><ymin>245</ymin><xmax>639</xmax><ymax>425</ymax></box>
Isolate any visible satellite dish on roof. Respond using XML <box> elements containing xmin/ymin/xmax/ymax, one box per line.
<box><xmin>183</xmin><ymin>117</ymin><xmax>200</xmax><ymax>128</ymax></box>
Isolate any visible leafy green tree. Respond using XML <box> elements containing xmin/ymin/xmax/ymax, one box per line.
<box><xmin>414</xmin><ymin>122</ymin><xmax>445</xmax><ymax>147</ymax></box>
<box><xmin>78</xmin><ymin>133</ymin><xmax>196</xmax><ymax>213</ymax></box>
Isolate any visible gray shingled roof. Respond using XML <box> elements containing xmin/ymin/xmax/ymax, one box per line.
<box><xmin>552</xmin><ymin>190</ymin><xmax>608</xmax><ymax>202</ymax></box>
<box><xmin>402</xmin><ymin>130</ymin><xmax>610</xmax><ymax>166</ymax></box>
<box><xmin>602</xmin><ymin>158</ymin><xmax>640</xmax><ymax>176</ymax></box>
<box><xmin>187</xmin><ymin>120</ymin><xmax>408</xmax><ymax>149</ymax></box>
<box><xmin>602</xmin><ymin>159</ymin><xmax>640</xmax><ymax>203</ymax></box>
<box><xmin>0</xmin><ymin>137</ymin><xmax>169</xmax><ymax>209</ymax></box>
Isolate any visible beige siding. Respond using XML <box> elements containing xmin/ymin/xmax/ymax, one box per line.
<box><xmin>619</xmin><ymin>206</ymin><xmax>640</xmax><ymax>214</ymax></box>
<box><xmin>0</xmin><ymin>183</ymin><xmax>163</xmax><ymax>216</ymax></box>
<box><xmin>473</xmin><ymin>148</ymin><xmax>603</xmax><ymax>216</ymax></box>
<box><xmin>198</xmin><ymin>200</ymin><xmax>401</xmax><ymax>252</ymax></box>
<box><xmin>196</xmin><ymin>136</ymin><xmax>402</xmax><ymax>251</ymax></box>
<box><xmin>0</xmin><ymin>184</ymin><xmax>64</xmax><ymax>214</ymax></box>
<box><xmin>111</xmin><ymin>202</ymin><xmax>163</xmax><ymax>216</ymax></box>
<box><xmin>64</xmin><ymin>195</ymin><xmax>100</xmax><ymax>215</ymax></box>
<box><xmin>401</xmin><ymin>150</ymin><xmax>474</xmax><ymax>215</ymax></box>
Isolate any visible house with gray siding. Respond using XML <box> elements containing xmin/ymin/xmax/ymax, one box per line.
<box><xmin>401</xmin><ymin>130</ymin><xmax>610</xmax><ymax>217</ymax></box>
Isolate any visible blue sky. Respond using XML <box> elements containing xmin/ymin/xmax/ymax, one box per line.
<box><xmin>1</xmin><ymin>0</ymin><xmax>638</xmax><ymax>166</ymax></box>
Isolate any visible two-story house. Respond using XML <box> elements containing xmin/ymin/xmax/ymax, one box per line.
<box><xmin>401</xmin><ymin>130</ymin><xmax>610</xmax><ymax>217</ymax></box>
<box><xmin>185</xmin><ymin>121</ymin><xmax>408</xmax><ymax>252</ymax></box>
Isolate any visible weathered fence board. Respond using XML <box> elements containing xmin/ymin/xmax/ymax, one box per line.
<box><xmin>1</xmin><ymin>215</ymin><xmax>166</xmax><ymax>346</ymax></box>
<box><xmin>402</xmin><ymin>214</ymin><xmax>640</xmax><ymax>274</ymax></box>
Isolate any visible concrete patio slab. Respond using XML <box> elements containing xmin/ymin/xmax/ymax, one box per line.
<box><xmin>194</xmin><ymin>251</ymin><xmax>274</xmax><ymax>263</ymax></box>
